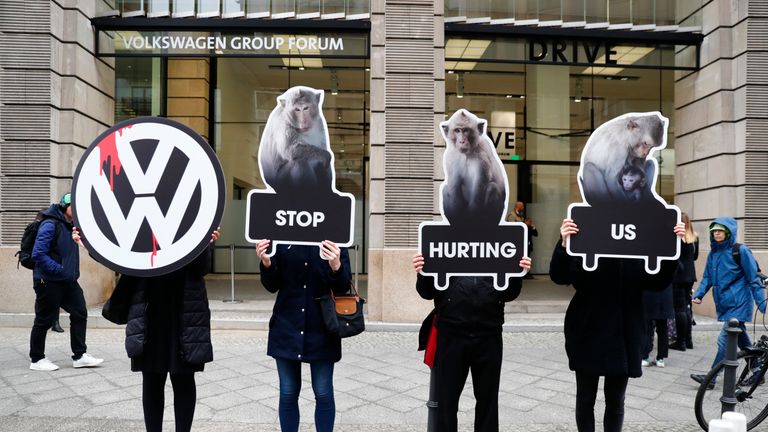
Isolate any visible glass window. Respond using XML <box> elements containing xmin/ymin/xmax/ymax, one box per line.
<box><xmin>172</xmin><ymin>0</ymin><xmax>195</xmax><ymax>17</ymax></box>
<box><xmin>539</xmin><ymin>0</ymin><xmax>562</xmax><ymax>23</ymax></box>
<box><xmin>322</xmin><ymin>0</ymin><xmax>346</xmax><ymax>19</ymax></box>
<box><xmin>115</xmin><ymin>57</ymin><xmax>166</xmax><ymax>123</ymax></box>
<box><xmin>466</xmin><ymin>0</ymin><xmax>491</xmax><ymax>23</ymax></box>
<box><xmin>222</xmin><ymin>0</ymin><xmax>245</xmax><ymax>17</ymax></box>
<box><xmin>197</xmin><ymin>0</ymin><xmax>220</xmax><ymax>17</ymax></box>
<box><xmin>490</xmin><ymin>0</ymin><xmax>515</xmax><ymax>23</ymax></box>
<box><xmin>147</xmin><ymin>0</ymin><xmax>170</xmax><ymax>17</ymax></box>
<box><xmin>298</xmin><ymin>0</ymin><xmax>321</xmax><ymax>18</ymax></box>
<box><xmin>272</xmin><ymin>0</ymin><xmax>297</xmax><ymax>18</ymax></box>
<box><xmin>445</xmin><ymin>0</ymin><xmax>466</xmax><ymax>21</ymax></box>
<box><xmin>121</xmin><ymin>0</ymin><xmax>144</xmax><ymax>17</ymax></box>
<box><xmin>246</xmin><ymin>0</ymin><xmax>271</xmax><ymax>17</ymax></box>
<box><xmin>632</xmin><ymin>0</ymin><xmax>654</xmax><ymax>26</ymax></box>
<box><xmin>585</xmin><ymin>0</ymin><xmax>608</xmax><ymax>26</ymax></box>
<box><xmin>608</xmin><ymin>0</ymin><xmax>631</xmax><ymax>27</ymax></box>
<box><xmin>214</xmin><ymin>57</ymin><xmax>369</xmax><ymax>274</ymax></box>
<box><xmin>347</xmin><ymin>0</ymin><xmax>369</xmax><ymax>19</ymax></box>
<box><xmin>563</xmin><ymin>1</ymin><xmax>585</xmax><ymax>24</ymax></box>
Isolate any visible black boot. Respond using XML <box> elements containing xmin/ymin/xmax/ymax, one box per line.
<box><xmin>51</xmin><ymin>320</ymin><xmax>64</xmax><ymax>333</ymax></box>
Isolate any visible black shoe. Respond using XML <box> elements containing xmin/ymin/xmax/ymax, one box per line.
<box><xmin>51</xmin><ymin>320</ymin><xmax>64</xmax><ymax>333</ymax></box>
<box><xmin>686</xmin><ymin>342</ymin><xmax>694</xmax><ymax>349</ymax></box>
<box><xmin>691</xmin><ymin>374</ymin><xmax>715</xmax><ymax>389</ymax></box>
<box><xmin>669</xmin><ymin>343</ymin><xmax>687</xmax><ymax>352</ymax></box>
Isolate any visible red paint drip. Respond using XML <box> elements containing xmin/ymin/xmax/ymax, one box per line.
<box><xmin>151</xmin><ymin>231</ymin><xmax>158</xmax><ymax>267</ymax></box>
<box><xmin>97</xmin><ymin>126</ymin><xmax>131</xmax><ymax>191</ymax></box>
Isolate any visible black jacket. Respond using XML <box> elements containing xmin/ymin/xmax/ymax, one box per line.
<box><xmin>416</xmin><ymin>274</ymin><xmax>522</xmax><ymax>337</ymax></box>
<box><xmin>673</xmin><ymin>238</ymin><xmax>699</xmax><ymax>284</ymax></box>
<box><xmin>261</xmin><ymin>244</ymin><xmax>352</xmax><ymax>363</ymax></box>
<box><xmin>123</xmin><ymin>246</ymin><xmax>213</xmax><ymax>366</ymax></box>
<box><xmin>549</xmin><ymin>242</ymin><xmax>676</xmax><ymax>378</ymax></box>
<box><xmin>32</xmin><ymin>204</ymin><xmax>79</xmax><ymax>282</ymax></box>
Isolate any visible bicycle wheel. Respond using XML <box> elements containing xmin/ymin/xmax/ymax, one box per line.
<box><xmin>694</xmin><ymin>351</ymin><xmax>768</xmax><ymax>431</ymax></box>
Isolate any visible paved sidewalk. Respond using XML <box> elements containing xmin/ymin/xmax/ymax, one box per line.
<box><xmin>0</xmin><ymin>325</ymin><xmax>728</xmax><ymax>431</ymax></box>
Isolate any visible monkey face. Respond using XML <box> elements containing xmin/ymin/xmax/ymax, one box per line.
<box><xmin>452</xmin><ymin>127</ymin><xmax>476</xmax><ymax>153</ymax></box>
<box><xmin>622</xmin><ymin>173</ymin><xmax>641</xmax><ymax>191</ymax></box>
<box><xmin>291</xmin><ymin>102</ymin><xmax>316</xmax><ymax>132</ymax></box>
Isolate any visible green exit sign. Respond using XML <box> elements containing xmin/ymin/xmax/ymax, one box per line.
<box><xmin>510</xmin><ymin>155</ymin><xmax>520</xmax><ymax>160</ymax></box>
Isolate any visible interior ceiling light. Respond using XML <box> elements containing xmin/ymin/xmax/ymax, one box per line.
<box><xmin>331</xmin><ymin>70</ymin><xmax>338</xmax><ymax>95</ymax></box>
<box><xmin>444</xmin><ymin>38</ymin><xmax>491</xmax><ymax>72</ymax></box>
<box><xmin>456</xmin><ymin>73</ymin><xmax>464</xmax><ymax>98</ymax></box>
<box><xmin>278</xmin><ymin>34</ymin><xmax>324</xmax><ymax>69</ymax></box>
<box><xmin>581</xmin><ymin>46</ymin><xmax>654</xmax><ymax>75</ymax></box>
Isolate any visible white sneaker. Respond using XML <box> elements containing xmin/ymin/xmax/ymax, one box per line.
<box><xmin>641</xmin><ymin>358</ymin><xmax>653</xmax><ymax>367</ymax></box>
<box><xmin>655</xmin><ymin>359</ymin><xmax>666</xmax><ymax>368</ymax></box>
<box><xmin>73</xmin><ymin>353</ymin><xmax>104</xmax><ymax>368</ymax></box>
<box><xmin>30</xmin><ymin>358</ymin><xmax>59</xmax><ymax>371</ymax></box>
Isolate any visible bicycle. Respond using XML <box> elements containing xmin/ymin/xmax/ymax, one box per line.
<box><xmin>694</xmin><ymin>334</ymin><xmax>768</xmax><ymax>430</ymax></box>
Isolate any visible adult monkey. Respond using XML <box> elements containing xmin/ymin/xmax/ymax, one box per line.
<box><xmin>440</xmin><ymin>109</ymin><xmax>507</xmax><ymax>226</ymax></box>
<box><xmin>260</xmin><ymin>86</ymin><xmax>333</xmax><ymax>193</ymax></box>
<box><xmin>580</xmin><ymin>113</ymin><xmax>666</xmax><ymax>205</ymax></box>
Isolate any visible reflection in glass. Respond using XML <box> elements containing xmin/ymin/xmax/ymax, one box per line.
<box><xmin>246</xmin><ymin>0</ymin><xmax>270</xmax><ymax>17</ymax></box>
<box><xmin>121</xmin><ymin>0</ymin><xmax>144</xmax><ymax>16</ymax></box>
<box><xmin>347</xmin><ymin>0</ymin><xmax>369</xmax><ymax>18</ymax></box>
<box><xmin>147</xmin><ymin>0</ymin><xmax>170</xmax><ymax>17</ymax></box>
<box><xmin>632</xmin><ymin>0</ymin><xmax>654</xmax><ymax>26</ymax></box>
<box><xmin>563</xmin><ymin>1</ymin><xmax>585</xmax><ymax>24</ymax></box>
<box><xmin>466</xmin><ymin>0</ymin><xmax>491</xmax><ymax>23</ymax></box>
<box><xmin>172</xmin><ymin>0</ymin><xmax>195</xmax><ymax>17</ymax></box>
<box><xmin>322</xmin><ymin>0</ymin><xmax>345</xmax><ymax>18</ymax></box>
<box><xmin>585</xmin><ymin>0</ymin><xmax>607</xmax><ymax>26</ymax></box>
<box><xmin>115</xmin><ymin>57</ymin><xmax>165</xmax><ymax>123</ymax></box>
<box><xmin>222</xmin><ymin>0</ymin><xmax>245</xmax><ymax>17</ymax></box>
<box><xmin>445</xmin><ymin>0</ymin><xmax>466</xmax><ymax>21</ymax></box>
<box><xmin>514</xmin><ymin>0</ymin><xmax>537</xmax><ymax>22</ymax></box>
<box><xmin>490</xmin><ymin>0</ymin><xmax>514</xmax><ymax>22</ymax></box>
<box><xmin>539</xmin><ymin>0</ymin><xmax>562</xmax><ymax>23</ymax></box>
<box><xmin>608</xmin><ymin>0</ymin><xmax>631</xmax><ymax>27</ymax></box>
<box><xmin>272</xmin><ymin>0</ymin><xmax>297</xmax><ymax>18</ymax></box>
<box><xmin>197</xmin><ymin>0</ymin><xmax>220</xmax><ymax>17</ymax></box>
<box><xmin>678</xmin><ymin>0</ymin><xmax>703</xmax><ymax>28</ymax></box>
<box><xmin>298</xmin><ymin>0</ymin><xmax>321</xmax><ymax>18</ymax></box>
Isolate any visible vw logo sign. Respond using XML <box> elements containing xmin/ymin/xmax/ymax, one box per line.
<box><xmin>72</xmin><ymin>117</ymin><xmax>225</xmax><ymax>276</ymax></box>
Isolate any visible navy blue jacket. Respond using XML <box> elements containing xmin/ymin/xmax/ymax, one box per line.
<box><xmin>32</xmin><ymin>204</ymin><xmax>79</xmax><ymax>282</ymax></box>
<box><xmin>261</xmin><ymin>244</ymin><xmax>352</xmax><ymax>363</ymax></box>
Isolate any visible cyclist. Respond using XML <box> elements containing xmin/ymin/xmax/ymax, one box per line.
<box><xmin>690</xmin><ymin>217</ymin><xmax>766</xmax><ymax>387</ymax></box>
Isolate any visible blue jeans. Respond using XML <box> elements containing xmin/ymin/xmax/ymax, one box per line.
<box><xmin>712</xmin><ymin>320</ymin><xmax>752</xmax><ymax>369</ymax></box>
<box><xmin>275</xmin><ymin>358</ymin><xmax>335</xmax><ymax>432</ymax></box>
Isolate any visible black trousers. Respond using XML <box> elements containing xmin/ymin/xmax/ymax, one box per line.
<box><xmin>434</xmin><ymin>330</ymin><xmax>502</xmax><ymax>432</ymax></box>
<box><xmin>575</xmin><ymin>372</ymin><xmax>629</xmax><ymax>432</ymax></box>
<box><xmin>29</xmin><ymin>279</ymin><xmax>87</xmax><ymax>362</ymax></box>
<box><xmin>672</xmin><ymin>282</ymin><xmax>694</xmax><ymax>346</ymax></box>
<box><xmin>644</xmin><ymin>319</ymin><xmax>669</xmax><ymax>360</ymax></box>
<box><xmin>142</xmin><ymin>372</ymin><xmax>197</xmax><ymax>432</ymax></box>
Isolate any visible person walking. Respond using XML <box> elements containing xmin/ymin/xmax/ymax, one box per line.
<box><xmin>111</xmin><ymin>228</ymin><xmax>219</xmax><ymax>432</ymax></box>
<box><xmin>28</xmin><ymin>192</ymin><xmax>103</xmax><ymax>371</ymax></box>
<box><xmin>641</xmin><ymin>283</ymin><xmax>674</xmax><ymax>368</ymax></box>
<box><xmin>256</xmin><ymin>239</ymin><xmax>351</xmax><ymax>432</ymax></box>
<box><xmin>670</xmin><ymin>212</ymin><xmax>698</xmax><ymax>351</ymax></box>
<box><xmin>690</xmin><ymin>217</ymin><xmax>766</xmax><ymax>387</ymax></box>
<box><xmin>413</xmin><ymin>253</ymin><xmax>531</xmax><ymax>432</ymax></box>
<box><xmin>550</xmin><ymin>218</ymin><xmax>685</xmax><ymax>432</ymax></box>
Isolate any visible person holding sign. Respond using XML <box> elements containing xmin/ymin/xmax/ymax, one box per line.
<box><xmin>256</xmin><ymin>239</ymin><xmax>351</xmax><ymax>432</ymax></box>
<box><xmin>551</xmin><ymin>218</ymin><xmax>685</xmax><ymax>432</ymax></box>
<box><xmin>413</xmin><ymin>253</ymin><xmax>531</xmax><ymax>432</ymax></box>
<box><xmin>103</xmin><ymin>228</ymin><xmax>219</xmax><ymax>432</ymax></box>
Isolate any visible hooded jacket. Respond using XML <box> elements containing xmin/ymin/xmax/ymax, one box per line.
<box><xmin>31</xmin><ymin>204</ymin><xmax>79</xmax><ymax>283</ymax></box>
<box><xmin>693</xmin><ymin>217</ymin><xmax>766</xmax><ymax>322</ymax></box>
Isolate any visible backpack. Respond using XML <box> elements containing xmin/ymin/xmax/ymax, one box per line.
<box><xmin>15</xmin><ymin>218</ymin><xmax>59</xmax><ymax>270</ymax></box>
<box><xmin>732</xmin><ymin>243</ymin><xmax>768</xmax><ymax>289</ymax></box>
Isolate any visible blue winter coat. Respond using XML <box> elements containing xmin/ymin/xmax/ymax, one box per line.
<box><xmin>261</xmin><ymin>244</ymin><xmax>352</xmax><ymax>363</ymax></box>
<box><xmin>693</xmin><ymin>217</ymin><xmax>766</xmax><ymax>322</ymax></box>
<box><xmin>32</xmin><ymin>204</ymin><xmax>79</xmax><ymax>282</ymax></box>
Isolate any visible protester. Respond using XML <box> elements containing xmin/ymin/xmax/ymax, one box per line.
<box><xmin>29</xmin><ymin>193</ymin><xmax>103</xmax><ymax>371</ymax></box>
<box><xmin>413</xmin><ymin>253</ymin><xmax>531</xmax><ymax>432</ymax></box>
<box><xmin>106</xmin><ymin>227</ymin><xmax>219</xmax><ymax>432</ymax></box>
<box><xmin>670</xmin><ymin>212</ymin><xmax>698</xmax><ymax>351</ymax></box>
<box><xmin>256</xmin><ymin>239</ymin><xmax>351</xmax><ymax>432</ymax></box>
<box><xmin>550</xmin><ymin>218</ymin><xmax>685</xmax><ymax>432</ymax></box>
<box><xmin>641</xmin><ymin>283</ymin><xmax>674</xmax><ymax>368</ymax></box>
<box><xmin>690</xmin><ymin>217</ymin><xmax>766</xmax><ymax>387</ymax></box>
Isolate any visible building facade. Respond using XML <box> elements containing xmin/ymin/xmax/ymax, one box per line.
<box><xmin>0</xmin><ymin>0</ymin><xmax>765</xmax><ymax>321</ymax></box>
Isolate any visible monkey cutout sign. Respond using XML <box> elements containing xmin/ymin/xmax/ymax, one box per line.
<box><xmin>418</xmin><ymin>109</ymin><xmax>528</xmax><ymax>290</ymax></box>
<box><xmin>245</xmin><ymin>86</ymin><xmax>354</xmax><ymax>256</ymax></box>
<box><xmin>567</xmin><ymin>111</ymin><xmax>680</xmax><ymax>273</ymax></box>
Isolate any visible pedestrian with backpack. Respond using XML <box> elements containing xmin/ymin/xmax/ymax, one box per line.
<box><xmin>690</xmin><ymin>217</ymin><xmax>766</xmax><ymax>387</ymax></box>
<box><xmin>28</xmin><ymin>192</ymin><xmax>103</xmax><ymax>371</ymax></box>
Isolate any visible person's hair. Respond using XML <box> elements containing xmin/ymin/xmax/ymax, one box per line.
<box><xmin>681</xmin><ymin>212</ymin><xmax>698</xmax><ymax>244</ymax></box>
